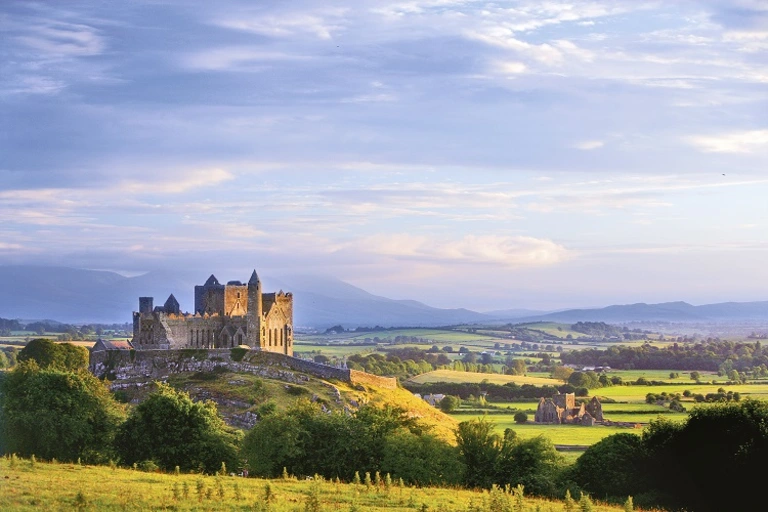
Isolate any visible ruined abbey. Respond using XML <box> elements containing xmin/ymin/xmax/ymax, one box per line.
<box><xmin>534</xmin><ymin>393</ymin><xmax>604</xmax><ymax>426</ymax></box>
<box><xmin>132</xmin><ymin>270</ymin><xmax>293</xmax><ymax>356</ymax></box>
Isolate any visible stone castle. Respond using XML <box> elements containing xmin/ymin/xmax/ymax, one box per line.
<box><xmin>132</xmin><ymin>270</ymin><xmax>293</xmax><ymax>356</ymax></box>
<box><xmin>534</xmin><ymin>393</ymin><xmax>603</xmax><ymax>426</ymax></box>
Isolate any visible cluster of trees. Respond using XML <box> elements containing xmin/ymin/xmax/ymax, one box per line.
<box><xmin>561</xmin><ymin>340</ymin><xmax>768</xmax><ymax>374</ymax></box>
<box><xmin>571</xmin><ymin>400</ymin><xmax>768</xmax><ymax>511</ymax></box>
<box><xmin>404</xmin><ymin>381</ymin><xmax>580</xmax><ymax>402</ymax></box>
<box><xmin>346</xmin><ymin>347</ymin><xmax>536</xmax><ymax>380</ymax></box>
<box><xmin>0</xmin><ymin>340</ymin><xmax>240</xmax><ymax>473</ymax></box>
<box><xmin>0</xmin><ymin>317</ymin><xmax>22</xmax><ymax>336</ymax></box>
<box><xmin>346</xmin><ymin>350</ymin><xmax>443</xmax><ymax>378</ymax></box>
<box><xmin>244</xmin><ymin>402</ymin><xmax>462</xmax><ymax>485</ymax></box>
<box><xmin>0</xmin><ymin>346</ymin><xmax>18</xmax><ymax>369</ymax></box>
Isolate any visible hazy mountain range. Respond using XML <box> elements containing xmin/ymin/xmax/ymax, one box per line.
<box><xmin>0</xmin><ymin>266</ymin><xmax>767</xmax><ymax>328</ymax></box>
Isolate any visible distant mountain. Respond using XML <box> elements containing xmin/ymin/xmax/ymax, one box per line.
<box><xmin>0</xmin><ymin>266</ymin><xmax>490</xmax><ymax>328</ymax></box>
<box><xmin>266</xmin><ymin>274</ymin><xmax>490</xmax><ymax>329</ymax></box>
<box><xmin>1</xmin><ymin>265</ymin><xmax>766</xmax><ymax>328</ymax></box>
<box><xmin>515</xmin><ymin>301</ymin><xmax>768</xmax><ymax>323</ymax></box>
<box><xmin>482</xmin><ymin>308</ymin><xmax>552</xmax><ymax>320</ymax></box>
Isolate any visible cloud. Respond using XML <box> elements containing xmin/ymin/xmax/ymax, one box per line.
<box><xmin>214</xmin><ymin>11</ymin><xmax>347</xmax><ymax>40</ymax></box>
<box><xmin>686</xmin><ymin>130</ymin><xmax>768</xmax><ymax>153</ymax></box>
<box><xmin>351</xmin><ymin>234</ymin><xmax>570</xmax><ymax>268</ymax></box>
<box><xmin>182</xmin><ymin>48</ymin><xmax>311</xmax><ymax>71</ymax></box>
<box><xmin>573</xmin><ymin>140</ymin><xmax>604</xmax><ymax>150</ymax></box>
<box><xmin>120</xmin><ymin>168</ymin><xmax>235</xmax><ymax>194</ymax></box>
<box><xmin>15</xmin><ymin>20</ymin><xmax>105</xmax><ymax>57</ymax></box>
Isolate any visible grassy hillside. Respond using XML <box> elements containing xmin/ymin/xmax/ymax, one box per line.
<box><xmin>0</xmin><ymin>456</ymin><xmax>638</xmax><ymax>511</ymax></box>
<box><xmin>114</xmin><ymin>368</ymin><xmax>459</xmax><ymax>443</ymax></box>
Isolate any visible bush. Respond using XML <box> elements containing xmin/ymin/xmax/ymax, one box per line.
<box><xmin>0</xmin><ymin>363</ymin><xmax>125</xmax><ymax>462</ymax></box>
<box><xmin>115</xmin><ymin>383</ymin><xmax>241</xmax><ymax>473</ymax></box>
<box><xmin>513</xmin><ymin>412</ymin><xmax>528</xmax><ymax>424</ymax></box>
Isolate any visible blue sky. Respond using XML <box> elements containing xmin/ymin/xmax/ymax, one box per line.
<box><xmin>1</xmin><ymin>0</ymin><xmax>767</xmax><ymax>311</ymax></box>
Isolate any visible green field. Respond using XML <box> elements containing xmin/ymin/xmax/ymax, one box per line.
<box><xmin>407</xmin><ymin>369</ymin><xmax>562</xmax><ymax>386</ymax></box>
<box><xmin>451</xmin><ymin>414</ymin><xmax>641</xmax><ymax>447</ymax></box>
<box><xmin>0</xmin><ymin>457</ymin><xmax>630</xmax><ymax>512</ymax></box>
<box><xmin>594</xmin><ymin>382</ymin><xmax>768</xmax><ymax>402</ymax></box>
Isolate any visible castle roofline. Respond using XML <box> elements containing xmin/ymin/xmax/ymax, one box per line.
<box><xmin>248</xmin><ymin>269</ymin><xmax>260</xmax><ymax>285</ymax></box>
<box><xmin>204</xmin><ymin>274</ymin><xmax>220</xmax><ymax>286</ymax></box>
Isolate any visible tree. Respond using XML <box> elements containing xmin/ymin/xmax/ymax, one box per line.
<box><xmin>17</xmin><ymin>339</ymin><xmax>88</xmax><ymax>371</ymax></box>
<box><xmin>571</xmin><ymin>433</ymin><xmax>647</xmax><ymax>501</ymax></box>
<box><xmin>507</xmin><ymin>359</ymin><xmax>527</xmax><ymax>376</ymax></box>
<box><xmin>568</xmin><ymin>371</ymin><xmax>600</xmax><ymax>389</ymax></box>
<box><xmin>114</xmin><ymin>383</ymin><xmax>241</xmax><ymax>473</ymax></box>
<box><xmin>513</xmin><ymin>412</ymin><xmax>528</xmax><ymax>424</ymax></box>
<box><xmin>0</xmin><ymin>362</ymin><xmax>125</xmax><ymax>462</ymax></box>
<box><xmin>439</xmin><ymin>395</ymin><xmax>460</xmax><ymax>413</ymax></box>
<box><xmin>455</xmin><ymin>418</ymin><xmax>501</xmax><ymax>489</ymax></box>
<box><xmin>381</xmin><ymin>428</ymin><xmax>463</xmax><ymax>486</ymax></box>
<box><xmin>495</xmin><ymin>435</ymin><xmax>562</xmax><ymax>497</ymax></box>
<box><xmin>552</xmin><ymin>366</ymin><xmax>574</xmax><ymax>382</ymax></box>
<box><xmin>689</xmin><ymin>371</ymin><xmax>701</xmax><ymax>381</ymax></box>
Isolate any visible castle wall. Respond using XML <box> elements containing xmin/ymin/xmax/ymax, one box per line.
<box><xmin>195</xmin><ymin>285</ymin><xmax>225</xmax><ymax>315</ymax></box>
<box><xmin>224</xmin><ymin>285</ymin><xmax>248</xmax><ymax>316</ymax></box>
<box><xmin>89</xmin><ymin>348</ymin><xmax>398</xmax><ymax>390</ymax></box>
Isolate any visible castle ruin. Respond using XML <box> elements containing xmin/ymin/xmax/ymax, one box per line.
<box><xmin>132</xmin><ymin>270</ymin><xmax>293</xmax><ymax>356</ymax></box>
<box><xmin>534</xmin><ymin>393</ymin><xmax>603</xmax><ymax>426</ymax></box>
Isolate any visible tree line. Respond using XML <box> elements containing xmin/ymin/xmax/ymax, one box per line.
<box><xmin>561</xmin><ymin>340</ymin><xmax>768</xmax><ymax>374</ymax></box>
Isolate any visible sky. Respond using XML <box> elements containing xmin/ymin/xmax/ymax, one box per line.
<box><xmin>1</xmin><ymin>0</ymin><xmax>767</xmax><ymax>312</ymax></box>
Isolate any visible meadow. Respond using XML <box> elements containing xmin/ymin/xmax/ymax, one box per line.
<box><xmin>408</xmin><ymin>369</ymin><xmax>562</xmax><ymax>386</ymax></box>
<box><xmin>0</xmin><ymin>456</ymin><xmax>643</xmax><ymax>512</ymax></box>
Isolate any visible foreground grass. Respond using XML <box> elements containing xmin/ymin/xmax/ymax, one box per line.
<box><xmin>0</xmin><ymin>456</ymin><xmax>641</xmax><ymax>512</ymax></box>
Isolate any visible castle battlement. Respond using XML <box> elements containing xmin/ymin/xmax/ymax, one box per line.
<box><xmin>132</xmin><ymin>270</ymin><xmax>293</xmax><ymax>356</ymax></box>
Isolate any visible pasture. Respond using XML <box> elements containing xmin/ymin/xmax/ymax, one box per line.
<box><xmin>450</xmin><ymin>413</ymin><xmax>641</xmax><ymax>447</ymax></box>
<box><xmin>408</xmin><ymin>369</ymin><xmax>562</xmax><ymax>386</ymax></box>
<box><xmin>0</xmin><ymin>456</ymin><xmax>633</xmax><ymax>512</ymax></box>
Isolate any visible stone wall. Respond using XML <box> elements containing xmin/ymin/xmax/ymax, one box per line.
<box><xmin>91</xmin><ymin>348</ymin><xmax>350</xmax><ymax>383</ymax></box>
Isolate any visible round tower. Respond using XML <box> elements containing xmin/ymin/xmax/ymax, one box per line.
<box><xmin>247</xmin><ymin>270</ymin><xmax>263</xmax><ymax>348</ymax></box>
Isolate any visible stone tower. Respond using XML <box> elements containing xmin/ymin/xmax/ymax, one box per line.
<box><xmin>246</xmin><ymin>270</ymin><xmax>263</xmax><ymax>348</ymax></box>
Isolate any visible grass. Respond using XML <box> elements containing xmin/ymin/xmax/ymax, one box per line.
<box><xmin>593</xmin><ymin>382</ymin><xmax>768</xmax><ymax>402</ymax></box>
<box><xmin>407</xmin><ymin>369</ymin><xmax>562</xmax><ymax>386</ymax></box>
<box><xmin>0</xmin><ymin>456</ymin><xmax>642</xmax><ymax>511</ymax></box>
<box><xmin>449</xmin><ymin>414</ymin><xmax>642</xmax><ymax>446</ymax></box>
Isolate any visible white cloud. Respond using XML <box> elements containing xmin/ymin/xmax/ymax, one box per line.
<box><xmin>686</xmin><ymin>130</ymin><xmax>768</xmax><ymax>153</ymax></box>
<box><xmin>495</xmin><ymin>61</ymin><xmax>528</xmax><ymax>74</ymax></box>
<box><xmin>183</xmin><ymin>48</ymin><xmax>310</xmax><ymax>71</ymax></box>
<box><xmin>215</xmin><ymin>11</ymin><xmax>347</xmax><ymax>40</ymax></box>
<box><xmin>15</xmin><ymin>21</ymin><xmax>105</xmax><ymax>57</ymax></box>
<box><xmin>573</xmin><ymin>140</ymin><xmax>604</xmax><ymax>150</ymax></box>
<box><xmin>352</xmin><ymin>234</ymin><xmax>570</xmax><ymax>268</ymax></box>
<box><xmin>120</xmin><ymin>168</ymin><xmax>235</xmax><ymax>194</ymax></box>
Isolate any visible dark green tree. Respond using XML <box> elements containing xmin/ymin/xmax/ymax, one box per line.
<box><xmin>0</xmin><ymin>362</ymin><xmax>125</xmax><ymax>462</ymax></box>
<box><xmin>571</xmin><ymin>433</ymin><xmax>646</xmax><ymax>502</ymax></box>
<box><xmin>513</xmin><ymin>411</ymin><xmax>528</xmax><ymax>424</ymax></box>
<box><xmin>114</xmin><ymin>383</ymin><xmax>241</xmax><ymax>473</ymax></box>
<box><xmin>381</xmin><ymin>428</ymin><xmax>463</xmax><ymax>486</ymax></box>
<box><xmin>455</xmin><ymin>418</ymin><xmax>501</xmax><ymax>489</ymax></box>
<box><xmin>439</xmin><ymin>395</ymin><xmax>460</xmax><ymax>413</ymax></box>
<box><xmin>17</xmin><ymin>338</ymin><xmax>88</xmax><ymax>371</ymax></box>
<box><xmin>496</xmin><ymin>434</ymin><xmax>563</xmax><ymax>497</ymax></box>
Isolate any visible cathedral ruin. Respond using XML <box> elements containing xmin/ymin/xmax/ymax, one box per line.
<box><xmin>132</xmin><ymin>270</ymin><xmax>293</xmax><ymax>356</ymax></box>
<box><xmin>534</xmin><ymin>393</ymin><xmax>603</xmax><ymax>426</ymax></box>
